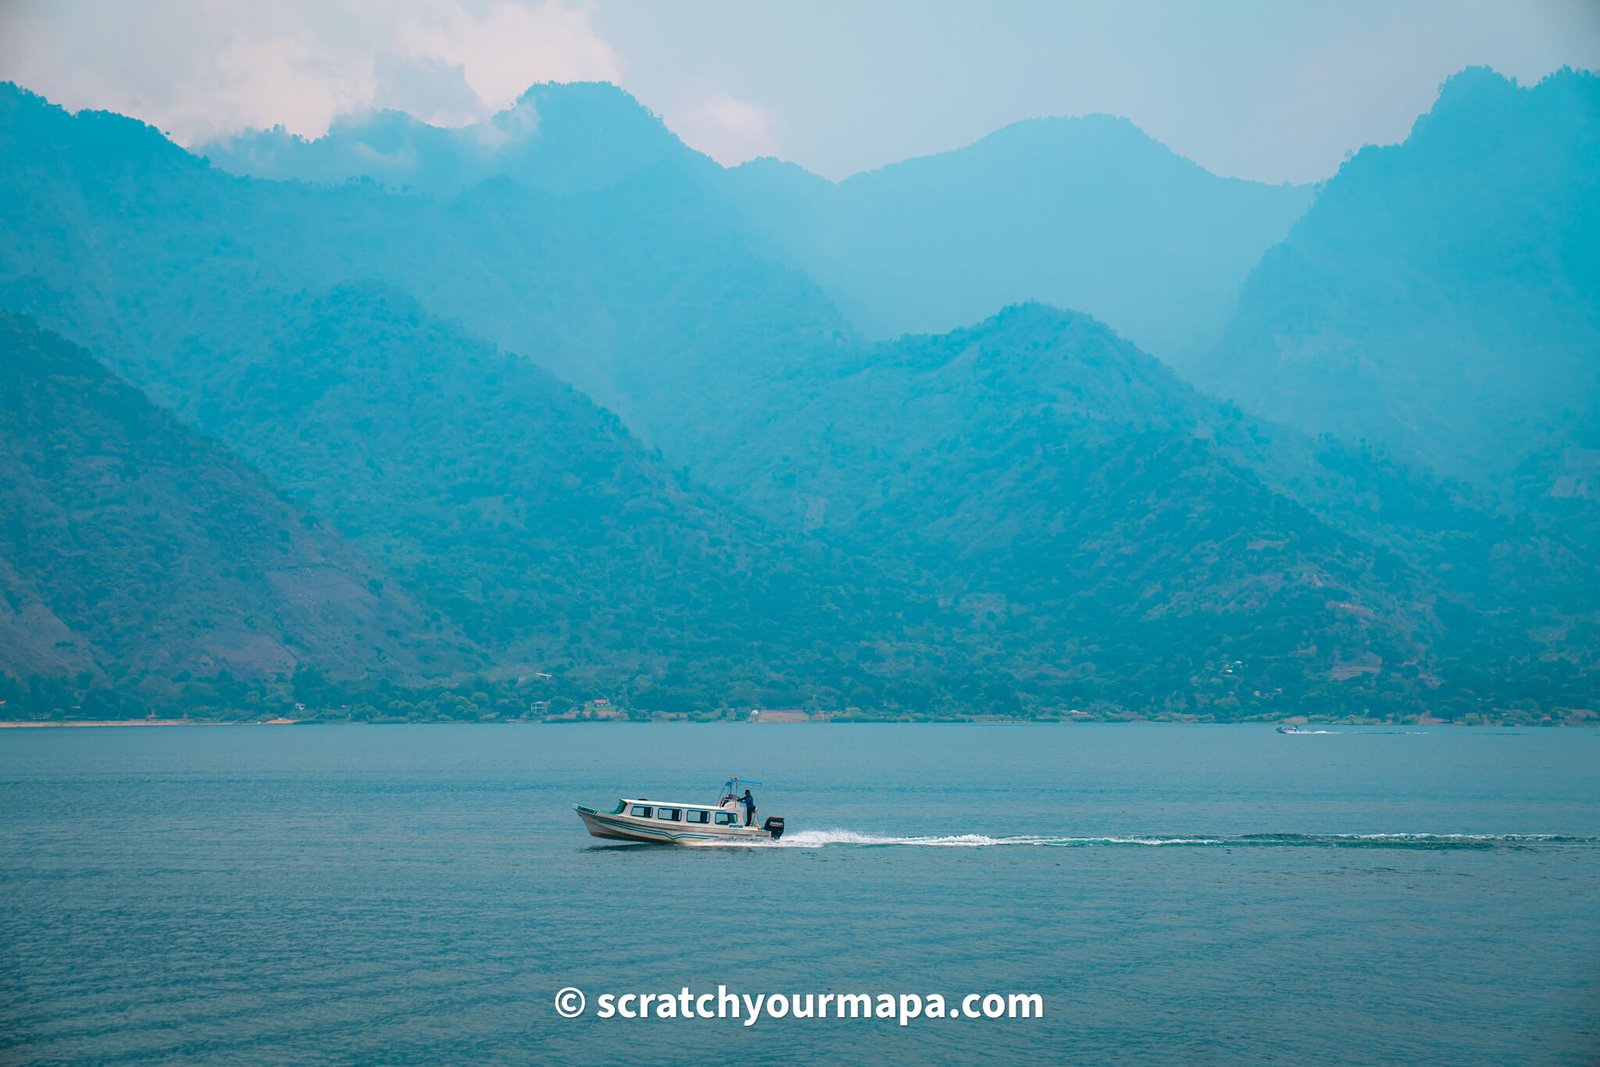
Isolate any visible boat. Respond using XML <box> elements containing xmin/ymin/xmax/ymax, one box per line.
<box><xmin>1276</xmin><ymin>724</ymin><xmax>1308</xmax><ymax>734</ymax></box>
<box><xmin>572</xmin><ymin>776</ymin><xmax>786</xmax><ymax>845</ymax></box>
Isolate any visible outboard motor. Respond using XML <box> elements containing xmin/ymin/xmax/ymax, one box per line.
<box><xmin>763</xmin><ymin>817</ymin><xmax>785</xmax><ymax>841</ymax></box>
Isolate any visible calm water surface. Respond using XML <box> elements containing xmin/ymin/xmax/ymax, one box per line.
<box><xmin>1</xmin><ymin>724</ymin><xmax>1597</xmax><ymax>1065</ymax></box>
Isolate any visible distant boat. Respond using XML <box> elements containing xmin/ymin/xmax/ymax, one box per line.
<box><xmin>572</xmin><ymin>776</ymin><xmax>785</xmax><ymax>845</ymax></box>
<box><xmin>1276</xmin><ymin>724</ymin><xmax>1309</xmax><ymax>734</ymax></box>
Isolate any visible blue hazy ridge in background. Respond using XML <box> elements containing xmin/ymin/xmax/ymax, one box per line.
<box><xmin>1194</xmin><ymin>68</ymin><xmax>1600</xmax><ymax>494</ymax></box>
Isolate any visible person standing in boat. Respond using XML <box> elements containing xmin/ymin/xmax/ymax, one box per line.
<box><xmin>740</xmin><ymin>789</ymin><xmax>756</xmax><ymax>827</ymax></box>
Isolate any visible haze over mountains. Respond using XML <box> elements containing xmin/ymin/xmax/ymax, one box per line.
<box><xmin>203</xmin><ymin>82</ymin><xmax>1313</xmax><ymax>363</ymax></box>
<box><xmin>1</xmin><ymin>66</ymin><xmax>1595</xmax><ymax>722</ymax></box>
<box><xmin>721</xmin><ymin>116</ymin><xmax>1312</xmax><ymax>361</ymax></box>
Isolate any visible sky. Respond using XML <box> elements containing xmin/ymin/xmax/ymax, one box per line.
<box><xmin>1</xmin><ymin>0</ymin><xmax>1597</xmax><ymax>183</ymax></box>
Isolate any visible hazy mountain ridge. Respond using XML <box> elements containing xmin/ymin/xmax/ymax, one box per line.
<box><xmin>0</xmin><ymin>86</ymin><xmax>976</xmax><ymax>712</ymax></box>
<box><xmin>166</xmin><ymin>282</ymin><xmax>933</xmax><ymax>694</ymax></box>
<box><xmin>201</xmin><ymin>82</ymin><xmax>709</xmax><ymax>196</ymax></box>
<box><xmin>1192</xmin><ymin>67</ymin><xmax>1600</xmax><ymax>498</ymax></box>
<box><xmin>0</xmin><ymin>81</ymin><xmax>852</xmax><ymax>452</ymax></box>
<box><xmin>723</xmin><ymin>112</ymin><xmax>1315</xmax><ymax>360</ymax></box>
<box><xmin>197</xmin><ymin>81</ymin><xmax>1314</xmax><ymax>365</ymax></box>
<box><xmin>0</xmin><ymin>312</ymin><xmax>473</xmax><ymax>701</ymax></box>
<box><xmin>0</xmin><ymin>73</ymin><xmax>1595</xmax><ymax>721</ymax></box>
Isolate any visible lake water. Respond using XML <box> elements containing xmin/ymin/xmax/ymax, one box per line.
<box><xmin>1</xmin><ymin>724</ymin><xmax>1597</xmax><ymax>1065</ymax></box>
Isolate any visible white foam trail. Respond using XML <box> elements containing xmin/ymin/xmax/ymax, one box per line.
<box><xmin>749</xmin><ymin>829</ymin><xmax>1226</xmax><ymax>849</ymax></box>
<box><xmin>768</xmin><ymin>830</ymin><xmax>1033</xmax><ymax>848</ymax></box>
<box><xmin>1335</xmin><ymin>832</ymin><xmax>1563</xmax><ymax>841</ymax></box>
<box><xmin>710</xmin><ymin>829</ymin><xmax>1595</xmax><ymax>850</ymax></box>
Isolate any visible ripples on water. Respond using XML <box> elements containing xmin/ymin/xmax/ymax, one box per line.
<box><xmin>1</xmin><ymin>724</ymin><xmax>1597</xmax><ymax>1066</ymax></box>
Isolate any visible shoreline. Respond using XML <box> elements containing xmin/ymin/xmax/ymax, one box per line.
<box><xmin>0</xmin><ymin>718</ymin><xmax>302</xmax><ymax>729</ymax></box>
<box><xmin>0</xmin><ymin>717</ymin><xmax>1590</xmax><ymax>729</ymax></box>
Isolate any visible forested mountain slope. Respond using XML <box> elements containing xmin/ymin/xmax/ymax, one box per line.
<box><xmin>0</xmin><ymin>313</ymin><xmax>471</xmax><ymax>703</ymax></box>
<box><xmin>692</xmin><ymin>303</ymin><xmax>1600</xmax><ymax>716</ymax></box>
<box><xmin>1193</xmin><ymin>68</ymin><xmax>1600</xmax><ymax>501</ymax></box>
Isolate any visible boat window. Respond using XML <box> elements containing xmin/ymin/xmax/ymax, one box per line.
<box><xmin>714</xmin><ymin>811</ymin><xmax>738</xmax><ymax>826</ymax></box>
<box><xmin>629</xmin><ymin>805</ymin><xmax>652</xmax><ymax>818</ymax></box>
<box><xmin>684</xmin><ymin>809</ymin><xmax>710</xmax><ymax>824</ymax></box>
<box><xmin>657</xmin><ymin>808</ymin><xmax>682</xmax><ymax>822</ymax></box>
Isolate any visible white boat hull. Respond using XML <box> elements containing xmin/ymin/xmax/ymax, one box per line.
<box><xmin>573</xmin><ymin>804</ymin><xmax>778</xmax><ymax>845</ymax></box>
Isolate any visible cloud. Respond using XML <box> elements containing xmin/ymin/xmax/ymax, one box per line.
<box><xmin>468</xmin><ymin>85</ymin><xmax>543</xmax><ymax>152</ymax></box>
<box><xmin>372</xmin><ymin>53</ymin><xmax>483</xmax><ymax>127</ymax></box>
<box><xmin>392</xmin><ymin>1</ymin><xmax>621</xmax><ymax>108</ymax></box>
<box><xmin>0</xmin><ymin>0</ymin><xmax>623</xmax><ymax>143</ymax></box>
<box><xmin>664</xmin><ymin>87</ymin><xmax>780</xmax><ymax>166</ymax></box>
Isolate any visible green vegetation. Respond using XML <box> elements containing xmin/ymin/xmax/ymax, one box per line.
<box><xmin>0</xmin><ymin>313</ymin><xmax>471</xmax><ymax>694</ymax></box>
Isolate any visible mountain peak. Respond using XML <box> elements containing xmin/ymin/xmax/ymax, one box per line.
<box><xmin>1434</xmin><ymin>64</ymin><xmax>1518</xmax><ymax>102</ymax></box>
<box><xmin>845</xmin><ymin>111</ymin><xmax>1180</xmax><ymax>188</ymax></box>
<box><xmin>196</xmin><ymin>79</ymin><xmax>695</xmax><ymax>195</ymax></box>
<box><xmin>969</xmin><ymin>300</ymin><xmax>1101</xmax><ymax>337</ymax></box>
<box><xmin>984</xmin><ymin>112</ymin><xmax>1162</xmax><ymax>151</ymax></box>
<box><xmin>1403</xmin><ymin>64</ymin><xmax>1599</xmax><ymax>154</ymax></box>
<box><xmin>511</xmin><ymin>79</ymin><xmax>653</xmax><ymax>116</ymax></box>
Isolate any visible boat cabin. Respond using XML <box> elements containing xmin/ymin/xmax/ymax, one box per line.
<box><xmin>615</xmin><ymin>799</ymin><xmax>750</xmax><ymax>827</ymax></box>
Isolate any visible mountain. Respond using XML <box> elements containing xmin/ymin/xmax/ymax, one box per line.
<box><xmin>200</xmin><ymin>82</ymin><xmax>709</xmax><ymax>196</ymax></box>
<box><xmin>0</xmin><ymin>87</ymin><xmax>947</xmax><ymax>711</ymax></box>
<box><xmin>2</xmin><ymin>77</ymin><xmax>1595</xmax><ymax>721</ymax></box>
<box><xmin>201</xmin><ymin>86</ymin><xmax>1313</xmax><ymax>365</ymax></box>
<box><xmin>158</xmin><ymin>282</ymin><xmax>922</xmax><ymax>699</ymax></box>
<box><xmin>723</xmin><ymin>115</ymin><xmax>1314</xmax><ymax>360</ymax></box>
<box><xmin>690</xmin><ymin>302</ymin><xmax>1600</xmax><ymax>716</ymax></box>
<box><xmin>0</xmin><ymin>312</ymin><xmax>471</xmax><ymax>705</ymax></box>
<box><xmin>1190</xmin><ymin>67</ymin><xmax>1600</xmax><ymax>498</ymax></box>
<box><xmin>691</xmin><ymin>303</ymin><xmax>1451</xmax><ymax>711</ymax></box>
<box><xmin>0</xmin><ymin>81</ymin><xmax>848</xmax><ymax>459</ymax></box>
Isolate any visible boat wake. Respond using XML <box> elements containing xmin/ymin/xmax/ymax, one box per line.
<box><xmin>740</xmin><ymin>830</ymin><xmax>1599</xmax><ymax>851</ymax></box>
